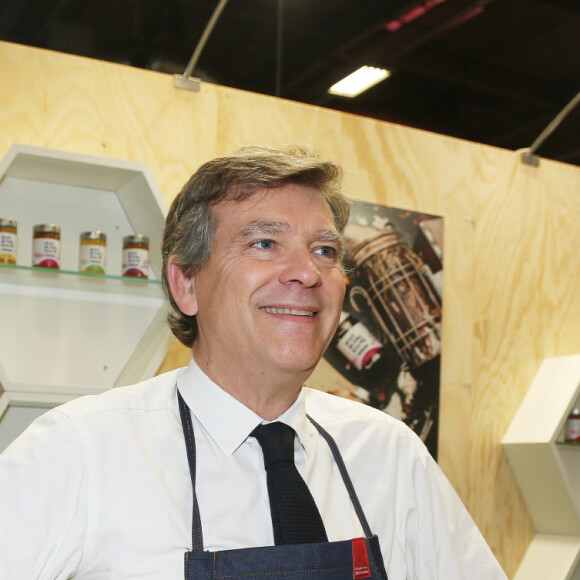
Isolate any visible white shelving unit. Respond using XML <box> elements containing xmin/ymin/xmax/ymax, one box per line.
<box><xmin>503</xmin><ymin>354</ymin><xmax>580</xmax><ymax>580</ymax></box>
<box><xmin>0</xmin><ymin>144</ymin><xmax>175</xmax><ymax>452</ymax></box>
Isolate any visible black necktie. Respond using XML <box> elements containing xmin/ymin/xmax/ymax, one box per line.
<box><xmin>252</xmin><ymin>422</ymin><xmax>328</xmax><ymax>545</ymax></box>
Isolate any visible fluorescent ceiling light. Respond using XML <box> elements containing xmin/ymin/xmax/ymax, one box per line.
<box><xmin>328</xmin><ymin>66</ymin><xmax>390</xmax><ymax>98</ymax></box>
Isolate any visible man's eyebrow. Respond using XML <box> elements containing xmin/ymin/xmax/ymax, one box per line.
<box><xmin>316</xmin><ymin>229</ymin><xmax>342</xmax><ymax>244</ymax></box>
<box><xmin>238</xmin><ymin>221</ymin><xmax>291</xmax><ymax>237</ymax></box>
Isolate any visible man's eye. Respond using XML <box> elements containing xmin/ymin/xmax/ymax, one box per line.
<box><xmin>314</xmin><ymin>246</ymin><xmax>337</xmax><ymax>258</ymax></box>
<box><xmin>253</xmin><ymin>239</ymin><xmax>275</xmax><ymax>250</ymax></box>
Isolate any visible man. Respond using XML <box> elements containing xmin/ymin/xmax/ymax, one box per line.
<box><xmin>0</xmin><ymin>145</ymin><xmax>507</xmax><ymax>579</ymax></box>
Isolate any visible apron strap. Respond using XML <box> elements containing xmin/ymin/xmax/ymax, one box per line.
<box><xmin>306</xmin><ymin>414</ymin><xmax>374</xmax><ymax>539</ymax></box>
<box><xmin>178</xmin><ymin>390</ymin><xmax>204</xmax><ymax>552</ymax></box>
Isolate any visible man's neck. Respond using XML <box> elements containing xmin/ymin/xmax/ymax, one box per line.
<box><xmin>191</xmin><ymin>351</ymin><xmax>308</xmax><ymax>421</ymax></box>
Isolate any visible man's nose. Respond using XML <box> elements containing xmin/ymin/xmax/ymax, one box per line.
<box><xmin>278</xmin><ymin>248</ymin><xmax>323</xmax><ymax>288</ymax></box>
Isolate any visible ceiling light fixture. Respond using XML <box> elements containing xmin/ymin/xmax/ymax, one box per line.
<box><xmin>328</xmin><ymin>66</ymin><xmax>390</xmax><ymax>98</ymax></box>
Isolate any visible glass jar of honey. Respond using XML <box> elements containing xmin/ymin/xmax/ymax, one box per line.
<box><xmin>122</xmin><ymin>234</ymin><xmax>149</xmax><ymax>278</ymax></box>
<box><xmin>32</xmin><ymin>224</ymin><xmax>61</xmax><ymax>269</ymax></box>
<box><xmin>0</xmin><ymin>218</ymin><xmax>17</xmax><ymax>264</ymax></box>
<box><xmin>79</xmin><ymin>231</ymin><xmax>107</xmax><ymax>274</ymax></box>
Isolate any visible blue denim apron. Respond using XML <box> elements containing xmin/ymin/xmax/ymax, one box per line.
<box><xmin>178</xmin><ymin>391</ymin><xmax>388</xmax><ymax>580</ymax></box>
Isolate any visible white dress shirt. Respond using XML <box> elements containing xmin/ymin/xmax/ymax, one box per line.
<box><xmin>0</xmin><ymin>358</ymin><xmax>507</xmax><ymax>579</ymax></box>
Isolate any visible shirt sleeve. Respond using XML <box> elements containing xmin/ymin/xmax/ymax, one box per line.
<box><xmin>403</xmin><ymin>434</ymin><xmax>508</xmax><ymax>580</ymax></box>
<box><xmin>0</xmin><ymin>409</ymin><xmax>88</xmax><ymax>580</ymax></box>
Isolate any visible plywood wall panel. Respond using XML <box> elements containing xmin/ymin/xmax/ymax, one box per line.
<box><xmin>0</xmin><ymin>43</ymin><xmax>219</xmax><ymax>204</ymax></box>
<box><xmin>2</xmin><ymin>40</ymin><xmax>580</xmax><ymax>578</ymax></box>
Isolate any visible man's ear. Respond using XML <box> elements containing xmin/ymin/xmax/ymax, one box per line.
<box><xmin>166</xmin><ymin>256</ymin><xmax>198</xmax><ymax>316</ymax></box>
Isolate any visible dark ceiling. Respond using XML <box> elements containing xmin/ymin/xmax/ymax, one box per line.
<box><xmin>2</xmin><ymin>0</ymin><xmax>580</xmax><ymax>166</ymax></box>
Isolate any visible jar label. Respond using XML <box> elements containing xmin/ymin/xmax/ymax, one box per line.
<box><xmin>79</xmin><ymin>244</ymin><xmax>106</xmax><ymax>274</ymax></box>
<box><xmin>0</xmin><ymin>232</ymin><xmax>17</xmax><ymax>263</ymax></box>
<box><xmin>122</xmin><ymin>247</ymin><xmax>149</xmax><ymax>278</ymax></box>
<box><xmin>565</xmin><ymin>418</ymin><xmax>580</xmax><ymax>442</ymax></box>
<box><xmin>33</xmin><ymin>237</ymin><xmax>60</xmax><ymax>268</ymax></box>
<box><xmin>337</xmin><ymin>321</ymin><xmax>382</xmax><ymax>370</ymax></box>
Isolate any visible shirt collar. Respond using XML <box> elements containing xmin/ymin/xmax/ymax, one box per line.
<box><xmin>177</xmin><ymin>358</ymin><xmax>314</xmax><ymax>458</ymax></box>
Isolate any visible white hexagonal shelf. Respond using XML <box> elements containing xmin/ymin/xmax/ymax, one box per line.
<box><xmin>0</xmin><ymin>144</ymin><xmax>174</xmax><ymax>450</ymax></box>
<box><xmin>503</xmin><ymin>354</ymin><xmax>580</xmax><ymax>580</ymax></box>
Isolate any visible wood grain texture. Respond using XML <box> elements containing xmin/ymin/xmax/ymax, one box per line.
<box><xmin>2</xmin><ymin>40</ymin><xmax>580</xmax><ymax>577</ymax></box>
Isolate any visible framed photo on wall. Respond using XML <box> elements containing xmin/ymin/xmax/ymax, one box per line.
<box><xmin>321</xmin><ymin>200</ymin><xmax>443</xmax><ymax>459</ymax></box>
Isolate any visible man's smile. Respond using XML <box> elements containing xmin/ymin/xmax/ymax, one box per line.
<box><xmin>260</xmin><ymin>307</ymin><xmax>316</xmax><ymax>317</ymax></box>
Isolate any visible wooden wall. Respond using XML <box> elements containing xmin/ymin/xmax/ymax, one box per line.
<box><xmin>2</xmin><ymin>41</ymin><xmax>580</xmax><ymax>577</ymax></box>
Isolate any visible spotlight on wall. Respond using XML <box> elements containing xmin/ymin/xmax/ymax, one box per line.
<box><xmin>328</xmin><ymin>66</ymin><xmax>390</xmax><ymax>98</ymax></box>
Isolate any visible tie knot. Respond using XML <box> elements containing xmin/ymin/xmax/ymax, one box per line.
<box><xmin>252</xmin><ymin>422</ymin><xmax>296</xmax><ymax>468</ymax></box>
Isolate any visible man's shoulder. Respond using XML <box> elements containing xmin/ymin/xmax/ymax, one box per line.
<box><xmin>53</xmin><ymin>367</ymin><xmax>186</xmax><ymax>420</ymax></box>
<box><xmin>302</xmin><ymin>387</ymin><xmax>431</xmax><ymax>467</ymax></box>
<box><xmin>303</xmin><ymin>386</ymin><xmax>414</xmax><ymax>439</ymax></box>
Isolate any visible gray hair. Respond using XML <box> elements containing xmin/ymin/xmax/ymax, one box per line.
<box><xmin>161</xmin><ymin>144</ymin><xmax>350</xmax><ymax>347</ymax></box>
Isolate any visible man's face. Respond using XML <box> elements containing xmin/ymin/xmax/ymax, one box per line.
<box><xmin>189</xmin><ymin>183</ymin><xmax>346</xmax><ymax>384</ymax></box>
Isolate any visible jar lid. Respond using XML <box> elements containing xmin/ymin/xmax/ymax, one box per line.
<box><xmin>33</xmin><ymin>224</ymin><xmax>60</xmax><ymax>234</ymax></box>
<box><xmin>0</xmin><ymin>218</ymin><xmax>17</xmax><ymax>228</ymax></box>
<box><xmin>123</xmin><ymin>234</ymin><xmax>149</xmax><ymax>245</ymax></box>
<box><xmin>80</xmin><ymin>231</ymin><xmax>107</xmax><ymax>241</ymax></box>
